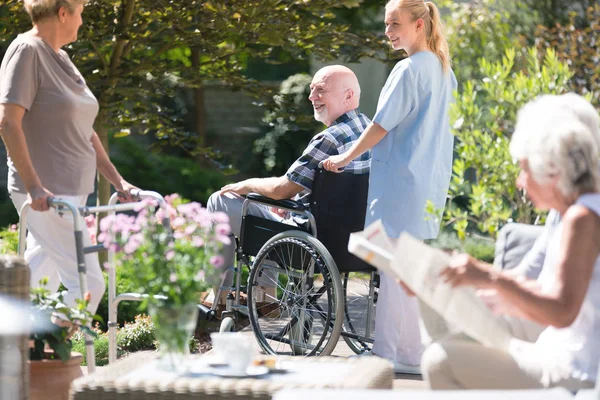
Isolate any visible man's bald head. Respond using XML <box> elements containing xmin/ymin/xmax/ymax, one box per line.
<box><xmin>308</xmin><ymin>65</ymin><xmax>361</xmax><ymax>126</ymax></box>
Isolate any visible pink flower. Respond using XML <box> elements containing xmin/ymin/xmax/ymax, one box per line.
<box><xmin>123</xmin><ymin>240</ymin><xmax>140</xmax><ymax>255</ymax></box>
<box><xmin>192</xmin><ymin>237</ymin><xmax>205</xmax><ymax>247</ymax></box>
<box><xmin>195</xmin><ymin>270</ymin><xmax>205</xmax><ymax>281</ymax></box>
<box><xmin>215</xmin><ymin>223</ymin><xmax>231</xmax><ymax>236</ymax></box>
<box><xmin>184</xmin><ymin>224</ymin><xmax>197</xmax><ymax>235</ymax></box>
<box><xmin>84</xmin><ymin>215</ymin><xmax>96</xmax><ymax>229</ymax></box>
<box><xmin>212</xmin><ymin>212</ymin><xmax>229</xmax><ymax>224</ymax></box>
<box><xmin>133</xmin><ymin>198</ymin><xmax>158</xmax><ymax>212</ymax></box>
<box><xmin>171</xmin><ymin>216</ymin><xmax>186</xmax><ymax>229</ymax></box>
<box><xmin>166</xmin><ymin>250</ymin><xmax>175</xmax><ymax>261</ymax></box>
<box><xmin>169</xmin><ymin>272</ymin><xmax>177</xmax><ymax>282</ymax></box>
<box><xmin>216</xmin><ymin>235</ymin><xmax>232</xmax><ymax>245</ymax></box>
<box><xmin>193</xmin><ymin>212</ymin><xmax>213</xmax><ymax>228</ymax></box>
<box><xmin>165</xmin><ymin>193</ymin><xmax>180</xmax><ymax>205</ymax></box>
<box><xmin>210</xmin><ymin>255</ymin><xmax>225</xmax><ymax>268</ymax></box>
<box><xmin>99</xmin><ymin>215</ymin><xmax>116</xmax><ymax>233</ymax></box>
<box><xmin>9</xmin><ymin>224</ymin><xmax>17</xmax><ymax>232</ymax></box>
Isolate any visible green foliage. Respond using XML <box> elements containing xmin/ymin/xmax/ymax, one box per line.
<box><xmin>116</xmin><ymin>314</ymin><xmax>156</xmax><ymax>353</ymax></box>
<box><xmin>72</xmin><ymin>314</ymin><xmax>201</xmax><ymax>365</ymax></box>
<box><xmin>440</xmin><ymin>0</ymin><xmax>539</xmax><ymax>86</ymax></box>
<box><xmin>253</xmin><ymin>73</ymin><xmax>322</xmax><ymax>176</ymax></box>
<box><xmin>1</xmin><ymin>0</ymin><xmax>383</xmax><ymax>151</ymax></box>
<box><xmin>110</xmin><ymin>137</ymin><xmax>229</xmax><ymax>205</ymax></box>
<box><xmin>0</xmin><ymin>224</ymin><xmax>18</xmax><ymax>255</ymax></box>
<box><xmin>429</xmin><ymin>231</ymin><xmax>496</xmax><ymax>264</ymax></box>
<box><xmin>30</xmin><ymin>278</ymin><xmax>99</xmax><ymax>362</ymax></box>
<box><xmin>536</xmin><ymin>5</ymin><xmax>600</xmax><ymax>105</ymax></box>
<box><xmin>444</xmin><ymin>47</ymin><xmax>573</xmax><ymax>240</ymax></box>
<box><xmin>95</xmin><ymin>267</ymin><xmax>146</xmax><ymax>331</ymax></box>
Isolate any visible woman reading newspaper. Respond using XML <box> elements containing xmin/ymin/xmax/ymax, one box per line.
<box><xmin>322</xmin><ymin>0</ymin><xmax>456</xmax><ymax>374</ymax></box>
<box><xmin>422</xmin><ymin>96</ymin><xmax>600</xmax><ymax>391</ymax></box>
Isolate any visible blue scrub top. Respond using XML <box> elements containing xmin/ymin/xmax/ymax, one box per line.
<box><xmin>366</xmin><ymin>51</ymin><xmax>457</xmax><ymax>239</ymax></box>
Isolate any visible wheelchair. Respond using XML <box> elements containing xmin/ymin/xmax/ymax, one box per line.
<box><xmin>212</xmin><ymin>169</ymin><xmax>378</xmax><ymax>357</ymax></box>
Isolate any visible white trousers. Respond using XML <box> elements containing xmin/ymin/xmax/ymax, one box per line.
<box><xmin>372</xmin><ymin>271</ymin><xmax>423</xmax><ymax>365</ymax></box>
<box><xmin>11</xmin><ymin>192</ymin><xmax>105</xmax><ymax>313</ymax></box>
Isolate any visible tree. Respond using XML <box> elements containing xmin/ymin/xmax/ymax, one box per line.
<box><xmin>440</xmin><ymin>48</ymin><xmax>573</xmax><ymax>239</ymax></box>
<box><xmin>1</xmin><ymin>0</ymin><xmax>385</xmax><ymax>207</ymax></box>
<box><xmin>536</xmin><ymin>4</ymin><xmax>600</xmax><ymax>105</ymax></box>
<box><xmin>253</xmin><ymin>73</ymin><xmax>321</xmax><ymax>176</ymax></box>
<box><xmin>438</xmin><ymin>0</ymin><xmax>539</xmax><ymax>86</ymax></box>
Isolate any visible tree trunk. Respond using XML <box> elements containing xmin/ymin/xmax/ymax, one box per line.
<box><xmin>95</xmin><ymin>123</ymin><xmax>110</xmax><ymax>266</ymax></box>
<box><xmin>191</xmin><ymin>47</ymin><xmax>207</xmax><ymax>147</ymax></box>
<box><xmin>95</xmin><ymin>124</ymin><xmax>111</xmax><ymax>209</ymax></box>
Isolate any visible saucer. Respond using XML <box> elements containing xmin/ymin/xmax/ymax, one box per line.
<box><xmin>210</xmin><ymin>365</ymin><xmax>269</xmax><ymax>378</ymax></box>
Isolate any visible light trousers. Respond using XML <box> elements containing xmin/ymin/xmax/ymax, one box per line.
<box><xmin>372</xmin><ymin>270</ymin><xmax>424</xmax><ymax>365</ymax></box>
<box><xmin>11</xmin><ymin>192</ymin><xmax>105</xmax><ymax>313</ymax></box>
<box><xmin>419</xmin><ymin>301</ymin><xmax>594</xmax><ymax>390</ymax></box>
<box><xmin>422</xmin><ymin>336</ymin><xmax>595</xmax><ymax>391</ymax></box>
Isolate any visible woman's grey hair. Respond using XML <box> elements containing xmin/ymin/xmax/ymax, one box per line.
<box><xmin>23</xmin><ymin>0</ymin><xmax>87</xmax><ymax>23</ymax></box>
<box><xmin>510</xmin><ymin>94</ymin><xmax>600</xmax><ymax>197</ymax></box>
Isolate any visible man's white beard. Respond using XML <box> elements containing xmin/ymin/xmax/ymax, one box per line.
<box><xmin>314</xmin><ymin>108</ymin><xmax>327</xmax><ymax>124</ymax></box>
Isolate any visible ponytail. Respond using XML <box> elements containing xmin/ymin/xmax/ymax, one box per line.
<box><xmin>387</xmin><ymin>0</ymin><xmax>451</xmax><ymax>73</ymax></box>
<box><xmin>425</xmin><ymin>1</ymin><xmax>450</xmax><ymax>73</ymax></box>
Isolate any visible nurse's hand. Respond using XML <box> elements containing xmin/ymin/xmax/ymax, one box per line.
<box><xmin>322</xmin><ymin>154</ymin><xmax>350</xmax><ymax>173</ymax></box>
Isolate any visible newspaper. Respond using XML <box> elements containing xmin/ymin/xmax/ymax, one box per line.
<box><xmin>348</xmin><ymin>220</ymin><xmax>514</xmax><ymax>351</ymax></box>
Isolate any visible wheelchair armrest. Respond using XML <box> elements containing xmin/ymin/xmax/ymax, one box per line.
<box><xmin>246</xmin><ymin>193</ymin><xmax>306</xmax><ymax>212</ymax></box>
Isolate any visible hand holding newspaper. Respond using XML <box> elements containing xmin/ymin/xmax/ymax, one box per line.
<box><xmin>348</xmin><ymin>220</ymin><xmax>514</xmax><ymax>351</ymax></box>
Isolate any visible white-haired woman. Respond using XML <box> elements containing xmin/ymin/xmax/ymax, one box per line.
<box><xmin>0</xmin><ymin>0</ymin><xmax>136</xmax><ymax>313</ymax></box>
<box><xmin>322</xmin><ymin>0</ymin><xmax>456</xmax><ymax>373</ymax></box>
<box><xmin>422</xmin><ymin>97</ymin><xmax>600</xmax><ymax>391</ymax></box>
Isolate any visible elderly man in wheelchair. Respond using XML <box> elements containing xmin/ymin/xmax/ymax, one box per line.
<box><xmin>206</xmin><ymin>65</ymin><xmax>375</xmax><ymax>357</ymax></box>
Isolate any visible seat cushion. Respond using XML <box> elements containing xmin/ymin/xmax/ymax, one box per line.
<box><xmin>493</xmin><ymin>223</ymin><xmax>545</xmax><ymax>271</ymax></box>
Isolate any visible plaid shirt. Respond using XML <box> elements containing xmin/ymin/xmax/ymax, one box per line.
<box><xmin>286</xmin><ymin>109</ymin><xmax>371</xmax><ymax>199</ymax></box>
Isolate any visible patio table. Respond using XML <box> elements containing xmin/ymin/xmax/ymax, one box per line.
<box><xmin>69</xmin><ymin>351</ymin><xmax>394</xmax><ymax>400</ymax></box>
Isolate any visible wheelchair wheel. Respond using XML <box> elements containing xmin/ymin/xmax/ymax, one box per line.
<box><xmin>341</xmin><ymin>271</ymin><xmax>377</xmax><ymax>354</ymax></box>
<box><xmin>247</xmin><ymin>230</ymin><xmax>343</xmax><ymax>356</ymax></box>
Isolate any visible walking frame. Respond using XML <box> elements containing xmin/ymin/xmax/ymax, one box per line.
<box><xmin>17</xmin><ymin>189</ymin><xmax>170</xmax><ymax>373</ymax></box>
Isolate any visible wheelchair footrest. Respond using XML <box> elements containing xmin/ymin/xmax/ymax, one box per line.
<box><xmin>197</xmin><ymin>303</ymin><xmax>216</xmax><ymax>322</ymax></box>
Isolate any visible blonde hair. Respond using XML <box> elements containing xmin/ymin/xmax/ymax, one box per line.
<box><xmin>386</xmin><ymin>0</ymin><xmax>451</xmax><ymax>72</ymax></box>
<box><xmin>23</xmin><ymin>0</ymin><xmax>87</xmax><ymax>23</ymax></box>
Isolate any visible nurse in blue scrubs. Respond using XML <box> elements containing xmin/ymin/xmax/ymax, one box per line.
<box><xmin>323</xmin><ymin>0</ymin><xmax>457</xmax><ymax>374</ymax></box>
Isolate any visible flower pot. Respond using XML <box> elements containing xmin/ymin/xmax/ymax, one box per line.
<box><xmin>29</xmin><ymin>352</ymin><xmax>83</xmax><ymax>400</ymax></box>
<box><xmin>149</xmin><ymin>302</ymin><xmax>199</xmax><ymax>373</ymax></box>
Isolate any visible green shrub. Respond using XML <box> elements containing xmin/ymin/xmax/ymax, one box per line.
<box><xmin>110</xmin><ymin>136</ymin><xmax>230</xmax><ymax>205</ymax></box>
<box><xmin>117</xmin><ymin>314</ymin><xmax>155</xmax><ymax>353</ymax></box>
<box><xmin>73</xmin><ymin>313</ymin><xmax>204</xmax><ymax>365</ymax></box>
<box><xmin>72</xmin><ymin>326</ymin><xmax>120</xmax><ymax>367</ymax></box>
<box><xmin>95</xmin><ymin>267</ymin><xmax>148</xmax><ymax>331</ymax></box>
<box><xmin>429</xmin><ymin>231</ymin><xmax>496</xmax><ymax>264</ymax></box>
<box><xmin>440</xmin><ymin>47</ymin><xmax>573</xmax><ymax>240</ymax></box>
<box><xmin>253</xmin><ymin>73</ymin><xmax>321</xmax><ymax>176</ymax></box>
<box><xmin>0</xmin><ymin>224</ymin><xmax>18</xmax><ymax>255</ymax></box>
<box><xmin>536</xmin><ymin>5</ymin><xmax>600</xmax><ymax>105</ymax></box>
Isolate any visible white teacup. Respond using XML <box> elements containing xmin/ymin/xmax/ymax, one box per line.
<box><xmin>210</xmin><ymin>332</ymin><xmax>255</xmax><ymax>373</ymax></box>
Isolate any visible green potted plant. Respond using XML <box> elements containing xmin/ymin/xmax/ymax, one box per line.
<box><xmin>98</xmin><ymin>194</ymin><xmax>229</xmax><ymax>372</ymax></box>
<box><xmin>29</xmin><ymin>278</ymin><xmax>98</xmax><ymax>400</ymax></box>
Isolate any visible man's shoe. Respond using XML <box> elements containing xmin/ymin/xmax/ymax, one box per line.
<box><xmin>392</xmin><ymin>361</ymin><xmax>421</xmax><ymax>375</ymax></box>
